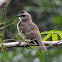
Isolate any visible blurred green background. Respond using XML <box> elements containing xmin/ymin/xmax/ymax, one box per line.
<box><xmin>0</xmin><ymin>0</ymin><xmax>62</xmax><ymax>62</ymax></box>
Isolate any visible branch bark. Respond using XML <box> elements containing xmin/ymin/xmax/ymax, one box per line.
<box><xmin>0</xmin><ymin>40</ymin><xmax>62</xmax><ymax>48</ymax></box>
<box><xmin>0</xmin><ymin>0</ymin><xmax>11</xmax><ymax>17</ymax></box>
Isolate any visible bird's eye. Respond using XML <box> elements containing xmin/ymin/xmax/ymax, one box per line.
<box><xmin>22</xmin><ymin>11</ymin><xmax>24</xmax><ymax>13</ymax></box>
<box><xmin>21</xmin><ymin>15</ymin><xmax>26</xmax><ymax>17</ymax></box>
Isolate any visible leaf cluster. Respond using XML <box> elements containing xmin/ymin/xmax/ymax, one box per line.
<box><xmin>41</xmin><ymin>30</ymin><xmax>62</xmax><ymax>41</ymax></box>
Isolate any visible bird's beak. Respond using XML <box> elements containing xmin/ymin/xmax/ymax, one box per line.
<box><xmin>16</xmin><ymin>14</ymin><xmax>21</xmax><ymax>17</ymax></box>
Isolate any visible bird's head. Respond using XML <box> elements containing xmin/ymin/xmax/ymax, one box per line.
<box><xmin>16</xmin><ymin>10</ymin><xmax>31</xmax><ymax>21</ymax></box>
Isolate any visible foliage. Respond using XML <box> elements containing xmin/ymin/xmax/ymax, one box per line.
<box><xmin>0</xmin><ymin>10</ymin><xmax>16</xmax><ymax>51</ymax></box>
<box><xmin>41</xmin><ymin>30</ymin><xmax>62</xmax><ymax>41</ymax></box>
<box><xmin>0</xmin><ymin>10</ymin><xmax>7</xmax><ymax>51</ymax></box>
<box><xmin>35</xmin><ymin>50</ymin><xmax>45</xmax><ymax>62</ymax></box>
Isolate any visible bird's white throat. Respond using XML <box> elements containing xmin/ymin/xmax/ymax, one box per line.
<box><xmin>17</xmin><ymin>17</ymin><xmax>25</xmax><ymax>39</ymax></box>
<box><xmin>19</xmin><ymin>17</ymin><xmax>22</xmax><ymax>21</ymax></box>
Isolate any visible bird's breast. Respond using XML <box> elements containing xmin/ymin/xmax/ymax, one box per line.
<box><xmin>17</xmin><ymin>20</ymin><xmax>26</xmax><ymax>39</ymax></box>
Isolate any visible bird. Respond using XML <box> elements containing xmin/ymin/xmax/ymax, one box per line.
<box><xmin>17</xmin><ymin>10</ymin><xmax>47</xmax><ymax>51</ymax></box>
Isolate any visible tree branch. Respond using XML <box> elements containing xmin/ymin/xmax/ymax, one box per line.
<box><xmin>0</xmin><ymin>40</ymin><xmax>62</xmax><ymax>48</ymax></box>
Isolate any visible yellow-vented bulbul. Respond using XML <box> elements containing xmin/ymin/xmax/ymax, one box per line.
<box><xmin>17</xmin><ymin>10</ymin><xmax>47</xmax><ymax>51</ymax></box>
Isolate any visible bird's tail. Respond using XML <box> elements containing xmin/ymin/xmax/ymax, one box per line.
<box><xmin>38</xmin><ymin>39</ymin><xmax>47</xmax><ymax>51</ymax></box>
<box><xmin>34</xmin><ymin>31</ymin><xmax>47</xmax><ymax>51</ymax></box>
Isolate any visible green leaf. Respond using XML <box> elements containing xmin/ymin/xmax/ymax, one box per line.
<box><xmin>36</xmin><ymin>50</ymin><xmax>45</xmax><ymax>62</ymax></box>
<box><xmin>42</xmin><ymin>34</ymin><xmax>51</xmax><ymax>41</ymax></box>
<box><xmin>0</xmin><ymin>38</ymin><xmax>2</xmax><ymax>44</ymax></box>
<box><xmin>58</xmin><ymin>34</ymin><xmax>62</xmax><ymax>40</ymax></box>
<box><xmin>27</xmin><ymin>46</ymin><xmax>33</xmax><ymax>49</ymax></box>
<box><xmin>52</xmin><ymin>34</ymin><xmax>58</xmax><ymax>41</ymax></box>
<box><xmin>1</xmin><ymin>45</ymin><xmax>6</xmax><ymax>49</ymax></box>
<box><xmin>0</xmin><ymin>38</ymin><xmax>2</xmax><ymax>41</ymax></box>
<box><xmin>41</xmin><ymin>30</ymin><xmax>62</xmax><ymax>41</ymax></box>
<box><xmin>0</xmin><ymin>22</ymin><xmax>6</xmax><ymax>25</ymax></box>
<box><xmin>16</xmin><ymin>35</ymin><xmax>24</xmax><ymax>42</ymax></box>
<box><xmin>0</xmin><ymin>33</ymin><xmax>3</xmax><ymax>37</ymax></box>
<box><xmin>41</xmin><ymin>30</ymin><xmax>62</xmax><ymax>35</ymax></box>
